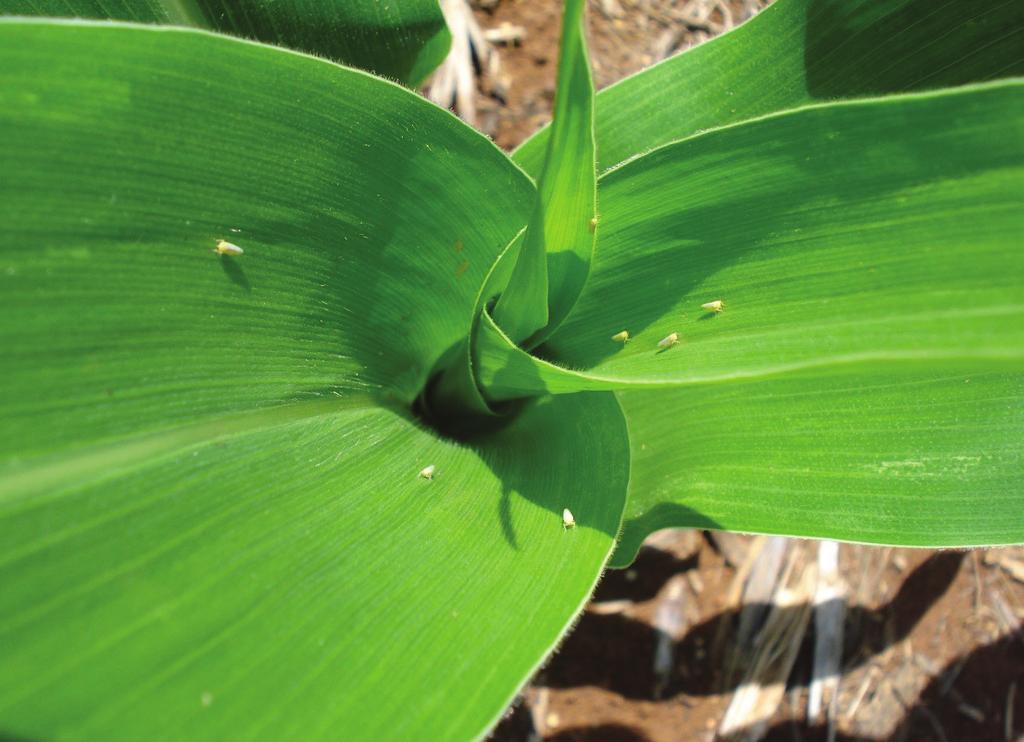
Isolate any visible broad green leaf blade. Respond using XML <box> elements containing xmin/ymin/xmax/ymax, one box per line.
<box><xmin>0</xmin><ymin>21</ymin><xmax>627</xmax><ymax>740</ymax></box>
<box><xmin>491</xmin><ymin>0</ymin><xmax>596</xmax><ymax>345</ymax></box>
<box><xmin>513</xmin><ymin>0</ymin><xmax>1024</xmax><ymax>175</ymax></box>
<box><xmin>610</xmin><ymin>368</ymin><xmax>1024</xmax><ymax>567</ymax></box>
<box><xmin>0</xmin><ymin>0</ymin><xmax>450</xmax><ymax>85</ymax></box>
<box><xmin>0</xmin><ymin>19</ymin><xmax>533</xmax><ymax>452</ymax></box>
<box><xmin>1</xmin><ymin>393</ymin><xmax>629</xmax><ymax>740</ymax></box>
<box><xmin>476</xmin><ymin>82</ymin><xmax>1024</xmax><ymax>400</ymax></box>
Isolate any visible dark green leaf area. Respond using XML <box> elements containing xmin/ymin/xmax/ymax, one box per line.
<box><xmin>0</xmin><ymin>0</ymin><xmax>450</xmax><ymax>85</ymax></box>
<box><xmin>803</xmin><ymin>0</ymin><xmax>1024</xmax><ymax>99</ymax></box>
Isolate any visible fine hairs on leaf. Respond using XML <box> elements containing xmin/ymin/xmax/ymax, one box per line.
<box><xmin>0</xmin><ymin>0</ymin><xmax>1021</xmax><ymax>739</ymax></box>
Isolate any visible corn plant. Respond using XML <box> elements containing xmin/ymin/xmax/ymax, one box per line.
<box><xmin>0</xmin><ymin>0</ymin><xmax>1021</xmax><ymax>738</ymax></box>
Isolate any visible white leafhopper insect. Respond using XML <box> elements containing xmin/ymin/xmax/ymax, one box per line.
<box><xmin>588</xmin><ymin>216</ymin><xmax>599</xmax><ymax>233</ymax></box>
<box><xmin>562</xmin><ymin>508</ymin><xmax>575</xmax><ymax>529</ymax></box>
<box><xmin>657</xmin><ymin>332</ymin><xmax>679</xmax><ymax>349</ymax></box>
<box><xmin>214</xmin><ymin>239</ymin><xmax>244</xmax><ymax>256</ymax></box>
<box><xmin>701</xmin><ymin>299</ymin><xmax>724</xmax><ymax>313</ymax></box>
<box><xmin>611</xmin><ymin>330</ymin><xmax>630</xmax><ymax>343</ymax></box>
<box><xmin>418</xmin><ymin>464</ymin><xmax>436</xmax><ymax>480</ymax></box>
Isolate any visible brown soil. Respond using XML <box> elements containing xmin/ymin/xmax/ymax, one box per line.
<box><xmin>473</xmin><ymin>0</ymin><xmax>754</xmax><ymax>149</ymax></box>
<box><xmin>491</xmin><ymin>536</ymin><xmax>1024</xmax><ymax>741</ymax></box>
<box><xmin>453</xmin><ymin>2</ymin><xmax>1024</xmax><ymax>740</ymax></box>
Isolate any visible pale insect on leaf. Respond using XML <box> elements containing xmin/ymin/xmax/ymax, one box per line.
<box><xmin>657</xmin><ymin>332</ymin><xmax>679</xmax><ymax>349</ymax></box>
<box><xmin>214</xmin><ymin>239</ymin><xmax>244</xmax><ymax>256</ymax></box>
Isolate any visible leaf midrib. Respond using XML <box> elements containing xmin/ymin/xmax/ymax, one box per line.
<box><xmin>0</xmin><ymin>395</ymin><xmax>382</xmax><ymax>509</ymax></box>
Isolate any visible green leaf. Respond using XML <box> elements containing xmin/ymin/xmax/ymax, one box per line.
<box><xmin>0</xmin><ymin>21</ymin><xmax>631</xmax><ymax>738</ymax></box>
<box><xmin>475</xmin><ymin>81</ymin><xmax>1024</xmax><ymax>557</ymax></box>
<box><xmin>0</xmin><ymin>18</ymin><xmax>531</xmax><ymax>448</ymax></box>
<box><xmin>1</xmin><ymin>393</ymin><xmax>630</xmax><ymax>739</ymax></box>
<box><xmin>427</xmin><ymin>228</ymin><xmax>524</xmax><ymax>418</ymax></box>
<box><xmin>475</xmin><ymin>82</ymin><xmax>1024</xmax><ymax>400</ymax></box>
<box><xmin>491</xmin><ymin>0</ymin><xmax>596</xmax><ymax>345</ymax></box>
<box><xmin>0</xmin><ymin>0</ymin><xmax>450</xmax><ymax>85</ymax></box>
<box><xmin>513</xmin><ymin>0</ymin><xmax>1024</xmax><ymax>175</ymax></box>
<box><xmin>611</xmin><ymin>367</ymin><xmax>1024</xmax><ymax>567</ymax></box>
